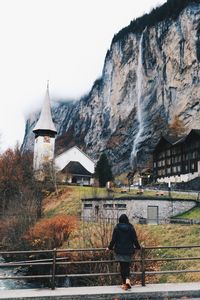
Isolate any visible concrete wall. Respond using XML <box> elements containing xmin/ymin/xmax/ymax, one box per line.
<box><xmin>81</xmin><ymin>198</ymin><xmax>197</xmax><ymax>224</ymax></box>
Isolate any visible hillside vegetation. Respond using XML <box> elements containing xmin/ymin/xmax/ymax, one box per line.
<box><xmin>41</xmin><ymin>185</ymin><xmax>200</xmax><ymax>283</ymax></box>
<box><xmin>42</xmin><ymin>185</ymin><xmax>199</xmax><ymax>218</ymax></box>
<box><xmin>42</xmin><ymin>186</ymin><xmax>109</xmax><ymax>217</ymax></box>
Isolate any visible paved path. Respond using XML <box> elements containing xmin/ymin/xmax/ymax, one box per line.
<box><xmin>0</xmin><ymin>282</ymin><xmax>200</xmax><ymax>299</ymax></box>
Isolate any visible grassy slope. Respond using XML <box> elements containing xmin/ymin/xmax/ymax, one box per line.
<box><xmin>143</xmin><ymin>224</ymin><xmax>200</xmax><ymax>283</ymax></box>
<box><xmin>42</xmin><ymin>186</ymin><xmax>109</xmax><ymax>217</ymax></box>
<box><xmin>175</xmin><ymin>206</ymin><xmax>200</xmax><ymax>219</ymax></box>
<box><xmin>42</xmin><ymin>185</ymin><xmax>200</xmax><ymax>218</ymax></box>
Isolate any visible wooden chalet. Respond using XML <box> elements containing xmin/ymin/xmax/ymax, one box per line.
<box><xmin>153</xmin><ymin>129</ymin><xmax>200</xmax><ymax>183</ymax></box>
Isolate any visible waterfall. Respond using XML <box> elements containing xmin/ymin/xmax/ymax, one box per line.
<box><xmin>131</xmin><ymin>32</ymin><xmax>144</xmax><ymax>168</ymax></box>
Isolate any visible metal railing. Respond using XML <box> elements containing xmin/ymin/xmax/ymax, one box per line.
<box><xmin>0</xmin><ymin>245</ymin><xmax>200</xmax><ymax>290</ymax></box>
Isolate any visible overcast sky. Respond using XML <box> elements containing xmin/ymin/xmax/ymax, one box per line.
<box><xmin>0</xmin><ymin>0</ymin><xmax>166</xmax><ymax>151</ymax></box>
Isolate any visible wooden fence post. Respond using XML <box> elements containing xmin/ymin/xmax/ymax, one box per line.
<box><xmin>141</xmin><ymin>247</ymin><xmax>145</xmax><ymax>286</ymax></box>
<box><xmin>51</xmin><ymin>248</ymin><xmax>57</xmax><ymax>290</ymax></box>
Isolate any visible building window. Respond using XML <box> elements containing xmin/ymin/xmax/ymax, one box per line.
<box><xmin>158</xmin><ymin>151</ymin><xmax>165</xmax><ymax>159</ymax></box>
<box><xmin>167</xmin><ymin>158</ymin><xmax>171</xmax><ymax>165</ymax></box>
<box><xmin>115</xmin><ymin>204</ymin><xmax>126</xmax><ymax>209</ymax></box>
<box><xmin>44</xmin><ymin>136</ymin><xmax>50</xmax><ymax>143</ymax></box>
<box><xmin>84</xmin><ymin>203</ymin><xmax>93</xmax><ymax>208</ymax></box>
<box><xmin>103</xmin><ymin>204</ymin><xmax>114</xmax><ymax>209</ymax></box>
<box><xmin>191</xmin><ymin>151</ymin><xmax>197</xmax><ymax>159</ymax></box>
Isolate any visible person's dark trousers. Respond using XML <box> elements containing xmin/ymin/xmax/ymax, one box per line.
<box><xmin>120</xmin><ymin>262</ymin><xmax>130</xmax><ymax>284</ymax></box>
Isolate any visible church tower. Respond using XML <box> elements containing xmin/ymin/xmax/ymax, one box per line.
<box><xmin>33</xmin><ymin>83</ymin><xmax>57</xmax><ymax>175</ymax></box>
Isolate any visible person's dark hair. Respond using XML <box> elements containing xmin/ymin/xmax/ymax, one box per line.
<box><xmin>119</xmin><ymin>214</ymin><xmax>129</xmax><ymax>224</ymax></box>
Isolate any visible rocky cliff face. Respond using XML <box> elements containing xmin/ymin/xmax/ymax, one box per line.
<box><xmin>22</xmin><ymin>1</ymin><xmax>200</xmax><ymax>175</ymax></box>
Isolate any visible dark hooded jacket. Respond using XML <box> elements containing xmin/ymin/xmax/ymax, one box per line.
<box><xmin>108</xmin><ymin>223</ymin><xmax>140</xmax><ymax>255</ymax></box>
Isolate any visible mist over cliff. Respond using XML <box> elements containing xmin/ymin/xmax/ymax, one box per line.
<box><xmin>22</xmin><ymin>0</ymin><xmax>200</xmax><ymax>175</ymax></box>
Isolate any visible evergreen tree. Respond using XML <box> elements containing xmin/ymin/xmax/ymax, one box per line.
<box><xmin>95</xmin><ymin>153</ymin><xmax>113</xmax><ymax>187</ymax></box>
<box><xmin>112</xmin><ymin>0</ymin><xmax>199</xmax><ymax>44</ymax></box>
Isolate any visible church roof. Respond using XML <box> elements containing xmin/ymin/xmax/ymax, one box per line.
<box><xmin>55</xmin><ymin>145</ymin><xmax>95</xmax><ymax>174</ymax></box>
<box><xmin>61</xmin><ymin>161</ymin><xmax>92</xmax><ymax>176</ymax></box>
<box><xmin>33</xmin><ymin>83</ymin><xmax>57</xmax><ymax>133</ymax></box>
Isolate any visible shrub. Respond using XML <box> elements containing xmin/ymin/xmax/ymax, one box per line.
<box><xmin>24</xmin><ymin>215</ymin><xmax>77</xmax><ymax>249</ymax></box>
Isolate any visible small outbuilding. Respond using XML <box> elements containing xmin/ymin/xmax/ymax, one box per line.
<box><xmin>81</xmin><ymin>196</ymin><xmax>197</xmax><ymax>224</ymax></box>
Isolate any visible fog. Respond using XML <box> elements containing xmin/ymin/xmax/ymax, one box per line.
<box><xmin>0</xmin><ymin>0</ymin><xmax>166</xmax><ymax>151</ymax></box>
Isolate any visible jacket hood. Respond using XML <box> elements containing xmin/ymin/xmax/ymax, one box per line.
<box><xmin>117</xmin><ymin>223</ymin><xmax>131</xmax><ymax>232</ymax></box>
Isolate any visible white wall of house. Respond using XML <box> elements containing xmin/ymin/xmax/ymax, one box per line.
<box><xmin>158</xmin><ymin>172</ymin><xmax>199</xmax><ymax>183</ymax></box>
<box><xmin>157</xmin><ymin>160</ymin><xmax>200</xmax><ymax>183</ymax></box>
<box><xmin>55</xmin><ymin>146</ymin><xmax>95</xmax><ymax>174</ymax></box>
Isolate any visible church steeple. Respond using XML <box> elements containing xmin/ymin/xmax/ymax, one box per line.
<box><xmin>33</xmin><ymin>83</ymin><xmax>57</xmax><ymax>174</ymax></box>
<box><xmin>33</xmin><ymin>82</ymin><xmax>57</xmax><ymax>134</ymax></box>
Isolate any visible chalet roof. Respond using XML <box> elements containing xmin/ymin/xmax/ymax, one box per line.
<box><xmin>33</xmin><ymin>83</ymin><xmax>57</xmax><ymax>134</ymax></box>
<box><xmin>166</xmin><ymin>129</ymin><xmax>200</xmax><ymax>145</ymax></box>
<box><xmin>153</xmin><ymin>135</ymin><xmax>172</xmax><ymax>152</ymax></box>
<box><xmin>61</xmin><ymin>161</ymin><xmax>92</xmax><ymax>176</ymax></box>
<box><xmin>187</xmin><ymin>129</ymin><xmax>200</xmax><ymax>137</ymax></box>
<box><xmin>154</xmin><ymin>129</ymin><xmax>200</xmax><ymax>153</ymax></box>
<box><xmin>172</xmin><ymin>135</ymin><xmax>187</xmax><ymax>145</ymax></box>
<box><xmin>162</xmin><ymin>134</ymin><xmax>182</xmax><ymax>144</ymax></box>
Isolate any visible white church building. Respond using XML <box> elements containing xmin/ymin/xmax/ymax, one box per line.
<box><xmin>33</xmin><ymin>84</ymin><xmax>95</xmax><ymax>185</ymax></box>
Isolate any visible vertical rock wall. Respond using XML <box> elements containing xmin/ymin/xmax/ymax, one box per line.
<box><xmin>22</xmin><ymin>3</ymin><xmax>200</xmax><ymax>175</ymax></box>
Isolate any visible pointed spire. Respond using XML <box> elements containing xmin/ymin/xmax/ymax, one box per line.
<box><xmin>33</xmin><ymin>82</ymin><xmax>57</xmax><ymax>134</ymax></box>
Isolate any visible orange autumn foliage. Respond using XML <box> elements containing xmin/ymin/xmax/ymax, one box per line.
<box><xmin>168</xmin><ymin>115</ymin><xmax>186</xmax><ymax>138</ymax></box>
<box><xmin>24</xmin><ymin>215</ymin><xmax>77</xmax><ymax>249</ymax></box>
